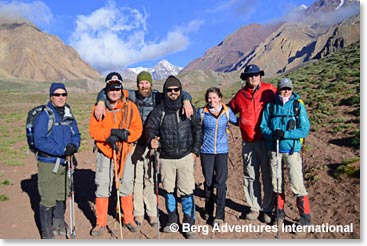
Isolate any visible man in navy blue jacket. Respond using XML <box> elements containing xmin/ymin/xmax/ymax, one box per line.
<box><xmin>34</xmin><ymin>82</ymin><xmax>81</xmax><ymax>239</ymax></box>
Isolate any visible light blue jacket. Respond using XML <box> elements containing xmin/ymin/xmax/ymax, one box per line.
<box><xmin>260</xmin><ymin>93</ymin><xmax>310</xmax><ymax>153</ymax></box>
<box><xmin>198</xmin><ymin>104</ymin><xmax>238</xmax><ymax>154</ymax></box>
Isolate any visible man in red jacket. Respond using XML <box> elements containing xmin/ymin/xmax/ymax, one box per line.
<box><xmin>228</xmin><ymin>64</ymin><xmax>276</xmax><ymax>224</ymax></box>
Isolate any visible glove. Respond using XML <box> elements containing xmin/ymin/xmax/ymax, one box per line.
<box><xmin>64</xmin><ymin>143</ymin><xmax>77</xmax><ymax>156</ymax></box>
<box><xmin>273</xmin><ymin>129</ymin><xmax>285</xmax><ymax>140</ymax></box>
<box><xmin>111</xmin><ymin>129</ymin><xmax>130</xmax><ymax>142</ymax></box>
<box><xmin>106</xmin><ymin>135</ymin><xmax>119</xmax><ymax>150</ymax></box>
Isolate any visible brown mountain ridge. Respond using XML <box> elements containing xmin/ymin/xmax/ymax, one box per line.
<box><xmin>0</xmin><ymin>21</ymin><xmax>101</xmax><ymax>81</ymax></box>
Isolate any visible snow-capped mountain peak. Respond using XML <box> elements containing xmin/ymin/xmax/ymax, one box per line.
<box><xmin>122</xmin><ymin>60</ymin><xmax>182</xmax><ymax>81</ymax></box>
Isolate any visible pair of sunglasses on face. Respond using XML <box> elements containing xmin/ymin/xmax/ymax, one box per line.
<box><xmin>167</xmin><ymin>87</ymin><xmax>180</xmax><ymax>93</ymax></box>
<box><xmin>52</xmin><ymin>93</ymin><xmax>67</xmax><ymax>97</ymax></box>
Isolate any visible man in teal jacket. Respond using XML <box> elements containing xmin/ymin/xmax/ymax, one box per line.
<box><xmin>260</xmin><ymin>78</ymin><xmax>311</xmax><ymax>229</ymax></box>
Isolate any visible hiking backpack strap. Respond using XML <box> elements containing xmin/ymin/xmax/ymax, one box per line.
<box><xmin>269</xmin><ymin>99</ymin><xmax>304</xmax><ymax>154</ymax></box>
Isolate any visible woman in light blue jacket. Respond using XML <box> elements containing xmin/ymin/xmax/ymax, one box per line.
<box><xmin>260</xmin><ymin>78</ymin><xmax>311</xmax><ymax>228</ymax></box>
<box><xmin>198</xmin><ymin>87</ymin><xmax>238</xmax><ymax>226</ymax></box>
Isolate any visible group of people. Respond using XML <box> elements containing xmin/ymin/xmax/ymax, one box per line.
<box><xmin>33</xmin><ymin>63</ymin><xmax>311</xmax><ymax>239</ymax></box>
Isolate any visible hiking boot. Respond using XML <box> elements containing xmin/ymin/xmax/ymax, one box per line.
<box><xmin>275</xmin><ymin>217</ymin><xmax>284</xmax><ymax>228</ymax></box>
<box><xmin>40</xmin><ymin>205</ymin><xmax>55</xmax><ymax>239</ymax></box>
<box><xmin>91</xmin><ymin>225</ymin><xmax>106</xmax><ymax>236</ymax></box>
<box><xmin>162</xmin><ymin>224</ymin><xmax>178</xmax><ymax>233</ymax></box>
<box><xmin>274</xmin><ymin>209</ymin><xmax>285</xmax><ymax>227</ymax></box>
<box><xmin>259</xmin><ymin>212</ymin><xmax>272</xmax><ymax>224</ymax></box>
<box><xmin>204</xmin><ymin>213</ymin><xmax>210</xmax><ymax>220</ymax></box>
<box><xmin>296</xmin><ymin>213</ymin><xmax>311</xmax><ymax>236</ymax></box>
<box><xmin>53</xmin><ymin>219</ymin><xmax>67</xmax><ymax>236</ymax></box>
<box><xmin>53</xmin><ymin>225</ymin><xmax>67</xmax><ymax>236</ymax></box>
<box><xmin>163</xmin><ymin>211</ymin><xmax>179</xmax><ymax>233</ymax></box>
<box><xmin>124</xmin><ymin>221</ymin><xmax>141</xmax><ymax>233</ymax></box>
<box><xmin>245</xmin><ymin>211</ymin><xmax>259</xmax><ymax>220</ymax></box>
<box><xmin>299</xmin><ymin>214</ymin><xmax>311</xmax><ymax>226</ymax></box>
<box><xmin>213</xmin><ymin>218</ymin><xmax>224</xmax><ymax>227</ymax></box>
<box><xmin>149</xmin><ymin>216</ymin><xmax>159</xmax><ymax>228</ymax></box>
<box><xmin>184</xmin><ymin>231</ymin><xmax>196</xmax><ymax>239</ymax></box>
<box><xmin>135</xmin><ymin>216</ymin><xmax>144</xmax><ymax>225</ymax></box>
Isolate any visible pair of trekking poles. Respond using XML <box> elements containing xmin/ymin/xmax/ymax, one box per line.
<box><xmin>111</xmin><ymin>144</ymin><xmax>160</xmax><ymax>240</ymax></box>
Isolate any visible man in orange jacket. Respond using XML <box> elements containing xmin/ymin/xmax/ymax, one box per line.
<box><xmin>89</xmin><ymin>72</ymin><xmax>143</xmax><ymax>236</ymax></box>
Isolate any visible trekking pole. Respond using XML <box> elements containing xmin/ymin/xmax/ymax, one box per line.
<box><xmin>67</xmin><ymin>155</ymin><xmax>76</xmax><ymax>239</ymax></box>
<box><xmin>113</xmin><ymin>149</ymin><xmax>123</xmax><ymax>239</ymax></box>
<box><xmin>151</xmin><ymin>147</ymin><xmax>160</xmax><ymax>239</ymax></box>
<box><xmin>275</xmin><ymin>138</ymin><xmax>280</xmax><ymax>239</ymax></box>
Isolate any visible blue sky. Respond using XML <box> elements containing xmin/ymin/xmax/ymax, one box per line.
<box><xmin>0</xmin><ymin>0</ymin><xmax>351</xmax><ymax>74</ymax></box>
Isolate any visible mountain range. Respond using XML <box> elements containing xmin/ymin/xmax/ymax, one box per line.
<box><xmin>122</xmin><ymin>60</ymin><xmax>182</xmax><ymax>81</ymax></box>
<box><xmin>0</xmin><ymin>0</ymin><xmax>360</xmax><ymax>82</ymax></box>
<box><xmin>182</xmin><ymin>0</ymin><xmax>360</xmax><ymax>77</ymax></box>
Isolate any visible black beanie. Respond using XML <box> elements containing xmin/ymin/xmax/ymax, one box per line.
<box><xmin>164</xmin><ymin>75</ymin><xmax>181</xmax><ymax>91</ymax></box>
<box><xmin>105</xmin><ymin>72</ymin><xmax>123</xmax><ymax>83</ymax></box>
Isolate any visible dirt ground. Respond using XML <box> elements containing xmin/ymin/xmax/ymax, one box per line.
<box><xmin>0</xmin><ymin>125</ymin><xmax>360</xmax><ymax>241</ymax></box>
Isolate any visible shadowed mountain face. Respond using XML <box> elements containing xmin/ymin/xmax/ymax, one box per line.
<box><xmin>0</xmin><ymin>21</ymin><xmax>101</xmax><ymax>81</ymax></box>
<box><xmin>182</xmin><ymin>23</ymin><xmax>282</xmax><ymax>73</ymax></box>
<box><xmin>230</xmin><ymin>14</ymin><xmax>360</xmax><ymax>77</ymax></box>
<box><xmin>182</xmin><ymin>0</ymin><xmax>360</xmax><ymax>77</ymax></box>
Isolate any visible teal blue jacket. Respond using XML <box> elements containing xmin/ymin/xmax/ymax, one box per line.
<box><xmin>260</xmin><ymin>93</ymin><xmax>310</xmax><ymax>153</ymax></box>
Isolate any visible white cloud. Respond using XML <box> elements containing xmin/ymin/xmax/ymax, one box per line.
<box><xmin>206</xmin><ymin>0</ymin><xmax>254</xmax><ymax>19</ymax></box>
<box><xmin>0</xmin><ymin>0</ymin><xmax>52</xmax><ymax>25</ymax></box>
<box><xmin>69</xmin><ymin>0</ymin><xmax>200</xmax><ymax>74</ymax></box>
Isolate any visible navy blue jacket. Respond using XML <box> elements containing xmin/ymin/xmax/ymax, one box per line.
<box><xmin>34</xmin><ymin>101</ymin><xmax>80</xmax><ymax>164</ymax></box>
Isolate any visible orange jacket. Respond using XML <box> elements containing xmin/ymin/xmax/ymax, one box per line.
<box><xmin>89</xmin><ymin>98</ymin><xmax>143</xmax><ymax>159</ymax></box>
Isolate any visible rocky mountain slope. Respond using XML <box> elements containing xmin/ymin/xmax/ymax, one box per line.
<box><xmin>0</xmin><ymin>21</ymin><xmax>101</xmax><ymax>81</ymax></box>
<box><xmin>182</xmin><ymin>0</ymin><xmax>360</xmax><ymax>77</ymax></box>
<box><xmin>230</xmin><ymin>14</ymin><xmax>359</xmax><ymax>76</ymax></box>
<box><xmin>182</xmin><ymin>23</ymin><xmax>282</xmax><ymax>73</ymax></box>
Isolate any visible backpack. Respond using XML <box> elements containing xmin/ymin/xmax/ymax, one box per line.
<box><xmin>198</xmin><ymin>106</ymin><xmax>233</xmax><ymax>139</ymax></box>
<box><xmin>128</xmin><ymin>89</ymin><xmax>161</xmax><ymax>107</ymax></box>
<box><xmin>269</xmin><ymin>98</ymin><xmax>305</xmax><ymax>146</ymax></box>
<box><xmin>26</xmin><ymin>104</ymin><xmax>73</xmax><ymax>154</ymax></box>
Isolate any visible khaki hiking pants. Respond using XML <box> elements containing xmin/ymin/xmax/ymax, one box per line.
<box><xmin>132</xmin><ymin>144</ymin><xmax>157</xmax><ymax>218</ymax></box>
<box><xmin>159</xmin><ymin>153</ymin><xmax>195</xmax><ymax>196</ymax></box>
<box><xmin>242</xmin><ymin>140</ymin><xmax>273</xmax><ymax>213</ymax></box>
<box><xmin>269</xmin><ymin>151</ymin><xmax>308</xmax><ymax>196</ymax></box>
<box><xmin>95</xmin><ymin>151</ymin><xmax>134</xmax><ymax>197</ymax></box>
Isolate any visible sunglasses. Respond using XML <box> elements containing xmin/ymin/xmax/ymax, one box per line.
<box><xmin>52</xmin><ymin>93</ymin><xmax>68</xmax><ymax>97</ymax></box>
<box><xmin>247</xmin><ymin>73</ymin><xmax>260</xmax><ymax>77</ymax></box>
<box><xmin>167</xmin><ymin>88</ymin><xmax>180</xmax><ymax>93</ymax></box>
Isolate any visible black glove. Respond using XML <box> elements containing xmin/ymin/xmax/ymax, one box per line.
<box><xmin>273</xmin><ymin>129</ymin><xmax>285</xmax><ymax>140</ymax></box>
<box><xmin>64</xmin><ymin>143</ymin><xmax>77</xmax><ymax>156</ymax></box>
<box><xmin>106</xmin><ymin>135</ymin><xmax>119</xmax><ymax>150</ymax></box>
<box><xmin>111</xmin><ymin>129</ymin><xmax>130</xmax><ymax>142</ymax></box>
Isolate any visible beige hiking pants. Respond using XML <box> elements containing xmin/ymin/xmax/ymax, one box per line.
<box><xmin>269</xmin><ymin>151</ymin><xmax>308</xmax><ymax>196</ymax></box>
<box><xmin>132</xmin><ymin>144</ymin><xmax>157</xmax><ymax>218</ymax></box>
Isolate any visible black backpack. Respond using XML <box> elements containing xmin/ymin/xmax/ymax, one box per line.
<box><xmin>26</xmin><ymin>104</ymin><xmax>73</xmax><ymax>154</ymax></box>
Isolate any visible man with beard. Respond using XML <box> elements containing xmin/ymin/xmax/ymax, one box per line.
<box><xmin>94</xmin><ymin>71</ymin><xmax>193</xmax><ymax>230</ymax></box>
<box><xmin>145</xmin><ymin>75</ymin><xmax>202</xmax><ymax>239</ymax></box>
